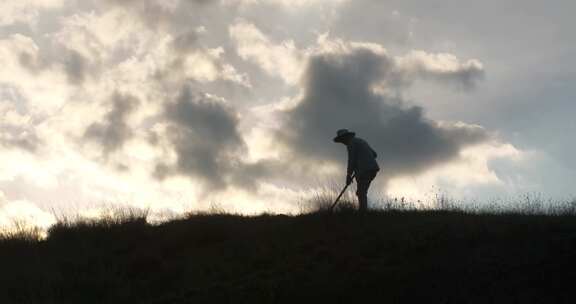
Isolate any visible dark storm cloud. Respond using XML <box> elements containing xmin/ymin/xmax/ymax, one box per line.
<box><xmin>154</xmin><ymin>86</ymin><xmax>284</xmax><ymax>191</ymax></box>
<box><xmin>278</xmin><ymin>47</ymin><xmax>489</xmax><ymax>180</ymax></box>
<box><xmin>63</xmin><ymin>49</ymin><xmax>87</xmax><ymax>85</ymax></box>
<box><xmin>18</xmin><ymin>51</ymin><xmax>41</xmax><ymax>71</ymax></box>
<box><xmin>156</xmin><ymin>86</ymin><xmax>246</xmax><ymax>190</ymax></box>
<box><xmin>84</xmin><ymin>92</ymin><xmax>139</xmax><ymax>155</ymax></box>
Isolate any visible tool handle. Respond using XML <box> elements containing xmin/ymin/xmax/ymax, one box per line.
<box><xmin>330</xmin><ymin>173</ymin><xmax>356</xmax><ymax>211</ymax></box>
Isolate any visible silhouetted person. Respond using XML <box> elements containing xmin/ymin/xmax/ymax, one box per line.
<box><xmin>333</xmin><ymin>129</ymin><xmax>379</xmax><ymax>213</ymax></box>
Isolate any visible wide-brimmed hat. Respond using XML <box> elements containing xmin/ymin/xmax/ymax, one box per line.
<box><xmin>333</xmin><ymin>129</ymin><xmax>356</xmax><ymax>142</ymax></box>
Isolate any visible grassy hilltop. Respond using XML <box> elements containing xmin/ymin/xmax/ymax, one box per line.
<box><xmin>1</xmin><ymin>200</ymin><xmax>576</xmax><ymax>303</ymax></box>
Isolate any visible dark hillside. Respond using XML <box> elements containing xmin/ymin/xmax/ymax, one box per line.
<box><xmin>1</xmin><ymin>210</ymin><xmax>576</xmax><ymax>303</ymax></box>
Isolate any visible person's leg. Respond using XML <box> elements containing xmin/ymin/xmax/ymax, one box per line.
<box><xmin>356</xmin><ymin>171</ymin><xmax>377</xmax><ymax>213</ymax></box>
<box><xmin>356</xmin><ymin>186</ymin><xmax>367</xmax><ymax>213</ymax></box>
<box><xmin>356</xmin><ymin>177</ymin><xmax>370</xmax><ymax>213</ymax></box>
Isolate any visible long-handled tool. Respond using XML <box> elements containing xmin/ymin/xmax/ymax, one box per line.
<box><xmin>330</xmin><ymin>173</ymin><xmax>355</xmax><ymax>211</ymax></box>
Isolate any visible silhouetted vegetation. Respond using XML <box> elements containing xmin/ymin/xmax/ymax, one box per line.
<box><xmin>2</xmin><ymin>197</ymin><xmax>576</xmax><ymax>303</ymax></box>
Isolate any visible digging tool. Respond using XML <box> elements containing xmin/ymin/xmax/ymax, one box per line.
<box><xmin>330</xmin><ymin>173</ymin><xmax>356</xmax><ymax>211</ymax></box>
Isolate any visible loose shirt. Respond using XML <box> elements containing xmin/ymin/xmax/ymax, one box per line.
<box><xmin>347</xmin><ymin>137</ymin><xmax>380</xmax><ymax>177</ymax></box>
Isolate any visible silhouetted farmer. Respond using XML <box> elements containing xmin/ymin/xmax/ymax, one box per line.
<box><xmin>333</xmin><ymin>129</ymin><xmax>380</xmax><ymax>213</ymax></box>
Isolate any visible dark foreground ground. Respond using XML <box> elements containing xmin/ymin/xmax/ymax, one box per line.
<box><xmin>1</xmin><ymin>209</ymin><xmax>576</xmax><ymax>303</ymax></box>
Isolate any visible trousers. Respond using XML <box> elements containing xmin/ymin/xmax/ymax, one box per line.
<box><xmin>355</xmin><ymin>170</ymin><xmax>378</xmax><ymax>212</ymax></box>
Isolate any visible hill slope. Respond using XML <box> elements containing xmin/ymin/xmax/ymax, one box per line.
<box><xmin>1</xmin><ymin>210</ymin><xmax>576</xmax><ymax>303</ymax></box>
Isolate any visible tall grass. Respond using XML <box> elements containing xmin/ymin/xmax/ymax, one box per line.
<box><xmin>0</xmin><ymin>220</ymin><xmax>46</xmax><ymax>241</ymax></box>
<box><xmin>2</xmin><ymin>191</ymin><xmax>576</xmax><ymax>241</ymax></box>
<box><xmin>301</xmin><ymin>186</ymin><xmax>576</xmax><ymax>216</ymax></box>
<box><xmin>372</xmin><ymin>192</ymin><xmax>576</xmax><ymax>215</ymax></box>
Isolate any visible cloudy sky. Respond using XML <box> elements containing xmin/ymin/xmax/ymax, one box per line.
<box><xmin>1</xmin><ymin>0</ymin><xmax>575</xmax><ymax>229</ymax></box>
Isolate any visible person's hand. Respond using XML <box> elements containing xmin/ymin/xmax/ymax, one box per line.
<box><xmin>346</xmin><ymin>175</ymin><xmax>354</xmax><ymax>185</ymax></box>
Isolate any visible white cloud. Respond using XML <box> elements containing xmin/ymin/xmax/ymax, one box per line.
<box><xmin>179</xmin><ymin>47</ymin><xmax>251</xmax><ymax>87</ymax></box>
<box><xmin>0</xmin><ymin>6</ymin><xmax>261</xmax><ymax>224</ymax></box>
<box><xmin>0</xmin><ymin>0</ymin><xmax>64</xmax><ymax>26</ymax></box>
<box><xmin>394</xmin><ymin>50</ymin><xmax>485</xmax><ymax>89</ymax></box>
<box><xmin>387</xmin><ymin>140</ymin><xmax>525</xmax><ymax>201</ymax></box>
<box><xmin>0</xmin><ymin>34</ymin><xmax>70</xmax><ymax>114</ymax></box>
<box><xmin>0</xmin><ymin>191</ymin><xmax>56</xmax><ymax>235</ymax></box>
<box><xmin>230</xmin><ymin>22</ymin><xmax>304</xmax><ymax>85</ymax></box>
<box><xmin>51</xmin><ymin>9</ymin><xmax>145</xmax><ymax>70</ymax></box>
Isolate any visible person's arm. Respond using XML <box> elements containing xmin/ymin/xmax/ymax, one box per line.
<box><xmin>346</xmin><ymin>143</ymin><xmax>357</xmax><ymax>184</ymax></box>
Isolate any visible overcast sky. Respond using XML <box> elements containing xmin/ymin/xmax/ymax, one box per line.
<box><xmin>1</xmin><ymin>0</ymin><xmax>575</xmax><ymax>229</ymax></box>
